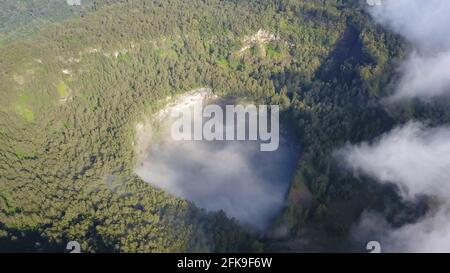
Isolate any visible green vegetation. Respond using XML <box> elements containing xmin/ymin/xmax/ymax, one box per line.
<box><xmin>266</xmin><ymin>43</ymin><xmax>283</xmax><ymax>60</ymax></box>
<box><xmin>14</xmin><ymin>104</ymin><xmax>34</xmax><ymax>123</ymax></box>
<box><xmin>56</xmin><ymin>82</ymin><xmax>69</xmax><ymax>98</ymax></box>
<box><xmin>1</xmin><ymin>0</ymin><xmax>442</xmax><ymax>252</ymax></box>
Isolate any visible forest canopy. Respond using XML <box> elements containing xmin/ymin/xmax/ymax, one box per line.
<box><xmin>1</xmin><ymin>0</ymin><xmax>441</xmax><ymax>252</ymax></box>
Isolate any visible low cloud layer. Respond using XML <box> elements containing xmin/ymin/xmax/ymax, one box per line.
<box><xmin>338</xmin><ymin>122</ymin><xmax>450</xmax><ymax>252</ymax></box>
<box><xmin>135</xmin><ymin>91</ymin><xmax>298</xmax><ymax>230</ymax></box>
<box><xmin>369</xmin><ymin>0</ymin><xmax>450</xmax><ymax>99</ymax></box>
<box><xmin>346</xmin><ymin>1</ymin><xmax>450</xmax><ymax>252</ymax></box>
<box><xmin>136</xmin><ymin>139</ymin><xmax>297</xmax><ymax>230</ymax></box>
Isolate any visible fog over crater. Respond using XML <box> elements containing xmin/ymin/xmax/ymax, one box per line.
<box><xmin>134</xmin><ymin>89</ymin><xmax>299</xmax><ymax>230</ymax></box>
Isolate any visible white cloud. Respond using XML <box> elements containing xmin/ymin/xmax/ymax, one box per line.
<box><xmin>393</xmin><ymin>51</ymin><xmax>450</xmax><ymax>100</ymax></box>
<box><xmin>339</xmin><ymin>122</ymin><xmax>450</xmax><ymax>199</ymax></box>
<box><xmin>134</xmin><ymin>93</ymin><xmax>298</xmax><ymax>230</ymax></box>
<box><xmin>338</xmin><ymin>122</ymin><xmax>450</xmax><ymax>252</ymax></box>
<box><xmin>368</xmin><ymin>0</ymin><xmax>450</xmax><ymax>99</ymax></box>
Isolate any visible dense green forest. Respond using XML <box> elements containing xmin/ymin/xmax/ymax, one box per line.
<box><xmin>2</xmin><ymin>0</ymin><xmax>446</xmax><ymax>252</ymax></box>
